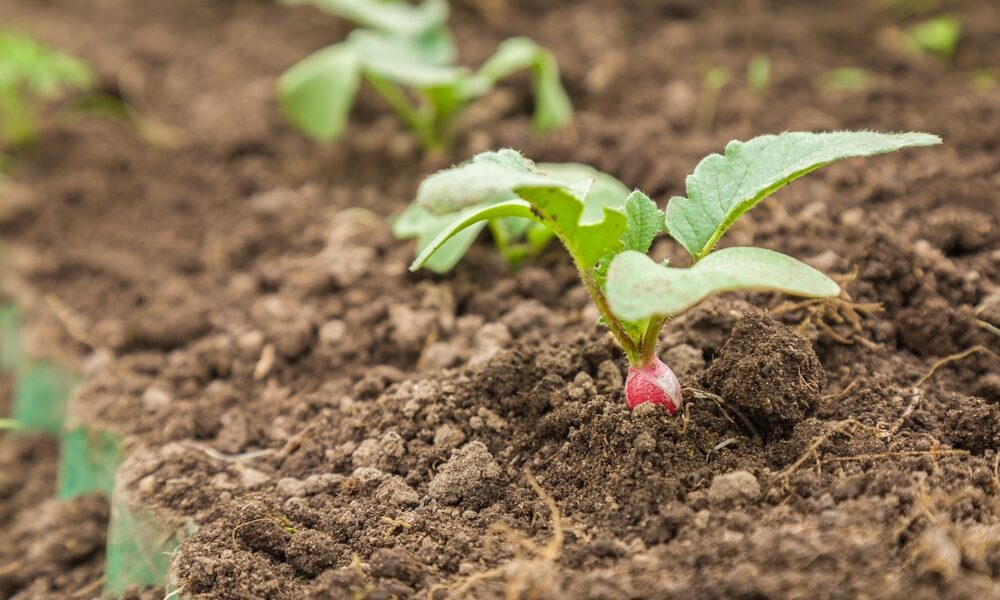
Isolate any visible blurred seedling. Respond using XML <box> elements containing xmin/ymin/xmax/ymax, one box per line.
<box><xmin>905</xmin><ymin>15</ymin><xmax>960</xmax><ymax>60</ymax></box>
<box><xmin>747</xmin><ymin>54</ymin><xmax>771</xmax><ymax>95</ymax></box>
<box><xmin>820</xmin><ymin>67</ymin><xmax>875</xmax><ymax>92</ymax></box>
<box><xmin>278</xmin><ymin>0</ymin><xmax>571</xmax><ymax>152</ymax></box>
<box><xmin>699</xmin><ymin>64</ymin><xmax>731</xmax><ymax>131</ymax></box>
<box><xmin>0</xmin><ymin>30</ymin><xmax>93</xmax><ymax>150</ymax></box>
<box><xmin>0</xmin><ymin>419</ymin><xmax>22</xmax><ymax>430</ymax></box>
<box><xmin>406</xmin><ymin>131</ymin><xmax>940</xmax><ymax>412</ymax></box>
<box><xmin>72</xmin><ymin>90</ymin><xmax>179</xmax><ymax>150</ymax></box>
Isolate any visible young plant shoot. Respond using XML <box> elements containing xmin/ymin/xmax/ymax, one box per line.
<box><xmin>407</xmin><ymin>131</ymin><xmax>941</xmax><ymax>412</ymax></box>
<box><xmin>747</xmin><ymin>55</ymin><xmax>771</xmax><ymax>95</ymax></box>
<box><xmin>906</xmin><ymin>15</ymin><xmax>961</xmax><ymax>60</ymax></box>
<box><xmin>0</xmin><ymin>31</ymin><xmax>93</xmax><ymax>149</ymax></box>
<box><xmin>394</xmin><ymin>159</ymin><xmax>630</xmax><ymax>272</ymax></box>
<box><xmin>278</xmin><ymin>0</ymin><xmax>571</xmax><ymax>152</ymax></box>
<box><xmin>820</xmin><ymin>67</ymin><xmax>875</xmax><ymax>92</ymax></box>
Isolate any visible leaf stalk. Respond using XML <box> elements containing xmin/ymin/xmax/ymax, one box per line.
<box><xmin>366</xmin><ymin>73</ymin><xmax>446</xmax><ymax>152</ymax></box>
<box><xmin>559</xmin><ymin>241</ymin><xmax>641</xmax><ymax>364</ymax></box>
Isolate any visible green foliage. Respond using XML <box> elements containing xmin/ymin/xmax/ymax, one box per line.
<box><xmin>820</xmin><ymin>67</ymin><xmax>874</xmax><ymax>91</ymax></box>
<box><xmin>278</xmin><ymin>0</ymin><xmax>571</xmax><ymax>151</ymax></box>
<box><xmin>906</xmin><ymin>15</ymin><xmax>960</xmax><ymax>59</ymax></box>
<box><xmin>396</xmin><ymin>150</ymin><xmax>628</xmax><ymax>272</ymax></box>
<box><xmin>0</xmin><ymin>30</ymin><xmax>93</xmax><ymax>149</ymax></box>
<box><xmin>620</xmin><ymin>191</ymin><xmax>663</xmax><ymax>254</ymax></box>
<box><xmin>404</xmin><ymin>153</ymin><xmax>626</xmax><ymax>268</ymax></box>
<box><xmin>664</xmin><ymin>131</ymin><xmax>941</xmax><ymax>261</ymax></box>
<box><xmin>279</xmin><ymin>45</ymin><xmax>361</xmax><ymax>142</ymax></box>
<box><xmin>281</xmin><ymin>0</ymin><xmax>449</xmax><ymax>36</ymax></box>
<box><xmin>0</xmin><ymin>418</ymin><xmax>22</xmax><ymax>430</ymax></box>
<box><xmin>970</xmin><ymin>69</ymin><xmax>999</xmax><ymax>92</ymax></box>
<box><xmin>747</xmin><ymin>55</ymin><xmax>771</xmax><ymax>95</ymax></box>
<box><xmin>607</xmin><ymin>248</ymin><xmax>840</xmax><ymax>321</ymax></box>
<box><xmin>699</xmin><ymin>64</ymin><xmax>731</xmax><ymax>131</ymax></box>
<box><xmin>407</xmin><ymin>132</ymin><xmax>939</xmax><ymax>365</ymax></box>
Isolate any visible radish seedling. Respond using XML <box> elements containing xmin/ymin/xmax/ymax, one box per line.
<box><xmin>0</xmin><ymin>31</ymin><xmax>93</xmax><ymax>149</ymax></box>
<box><xmin>906</xmin><ymin>15</ymin><xmax>960</xmax><ymax>59</ymax></box>
<box><xmin>394</xmin><ymin>155</ymin><xmax>629</xmax><ymax>272</ymax></box>
<box><xmin>278</xmin><ymin>0</ymin><xmax>571</xmax><ymax>152</ymax></box>
<box><xmin>820</xmin><ymin>68</ymin><xmax>874</xmax><ymax>92</ymax></box>
<box><xmin>408</xmin><ymin>131</ymin><xmax>940</xmax><ymax>412</ymax></box>
<box><xmin>747</xmin><ymin>55</ymin><xmax>771</xmax><ymax>95</ymax></box>
<box><xmin>699</xmin><ymin>64</ymin><xmax>731</xmax><ymax>131</ymax></box>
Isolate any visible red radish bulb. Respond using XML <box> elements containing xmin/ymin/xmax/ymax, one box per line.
<box><xmin>625</xmin><ymin>357</ymin><xmax>682</xmax><ymax>413</ymax></box>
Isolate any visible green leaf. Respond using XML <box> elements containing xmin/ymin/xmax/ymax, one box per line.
<box><xmin>530</xmin><ymin>48</ymin><xmax>573</xmax><ymax>132</ymax></box>
<box><xmin>907</xmin><ymin>16</ymin><xmax>961</xmax><ymax>59</ymax></box>
<box><xmin>392</xmin><ymin>203</ymin><xmax>487</xmax><ymax>273</ymax></box>
<box><xmin>486</xmin><ymin>163</ymin><xmax>629</xmax><ymax>269</ymax></box>
<box><xmin>470</xmin><ymin>37</ymin><xmax>571</xmax><ymax>132</ymax></box>
<box><xmin>621</xmin><ymin>191</ymin><xmax>662</xmax><ymax>253</ymax></box>
<box><xmin>0</xmin><ymin>31</ymin><xmax>94</xmax><ymax>147</ymax></box>
<box><xmin>540</xmin><ymin>162</ymin><xmax>630</xmax><ymax>223</ymax></box>
<box><xmin>416</xmin><ymin>152</ymin><xmax>627</xmax><ymax>218</ymax></box>
<box><xmin>606</xmin><ymin>247</ymin><xmax>841</xmax><ymax>321</ymax></box>
<box><xmin>819</xmin><ymin>68</ymin><xmax>874</xmax><ymax>92</ymax></box>
<box><xmin>474</xmin><ymin>37</ymin><xmax>539</xmax><ymax>88</ymax></box>
<box><xmin>747</xmin><ymin>54</ymin><xmax>771</xmax><ymax>95</ymax></box>
<box><xmin>515</xmin><ymin>182</ymin><xmax>627</xmax><ymax>269</ymax></box>
<box><xmin>350</xmin><ymin>30</ymin><xmax>463</xmax><ymax>87</ymax></box>
<box><xmin>417</xmin><ymin>149</ymin><xmax>557</xmax><ymax>214</ymax></box>
<box><xmin>281</xmin><ymin>0</ymin><xmax>449</xmax><ymax>37</ymax></box>
<box><xmin>278</xmin><ymin>44</ymin><xmax>361</xmax><ymax>141</ymax></box>
<box><xmin>409</xmin><ymin>199</ymin><xmax>538</xmax><ymax>270</ymax></box>
<box><xmin>0</xmin><ymin>31</ymin><xmax>93</xmax><ymax>94</ymax></box>
<box><xmin>487</xmin><ymin>218</ymin><xmax>554</xmax><ymax>269</ymax></box>
<box><xmin>401</xmin><ymin>151</ymin><xmax>629</xmax><ymax>272</ymax></box>
<box><xmin>665</xmin><ymin>131</ymin><xmax>942</xmax><ymax>259</ymax></box>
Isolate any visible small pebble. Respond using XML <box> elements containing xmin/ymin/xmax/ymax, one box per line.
<box><xmin>707</xmin><ymin>470</ymin><xmax>761</xmax><ymax>504</ymax></box>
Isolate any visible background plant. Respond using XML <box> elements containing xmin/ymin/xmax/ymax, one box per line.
<box><xmin>699</xmin><ymin>64</ymin><xmax>731</xmax><ymax>131</ymax></box>
<box><xmin>820</xmin><ymin>67</ymin><xmax>875</xmax><ymax>92</ymax></box>
<box><xmin>906</xmin><ymin>15</ymin><xmax>960</xmax><ymax>59</ymax></box>
<box><xmin>0</xmin><ymin>30</ymin><xmax>93</xmax><ymax>150</ymax></box>
<box><xmin>407</xmin><ymin>131</ymin><xmax>940</xmax><ymax>411</ymax></box>
<box><xmin>747</xmin><ymin>55</ymin><xmax>771</xmax><ymax>95</ymax></box>
<box><xmin>278</xmin><ymin>0</ymin><xmax>571</xmax><ymax>152</ymax></box>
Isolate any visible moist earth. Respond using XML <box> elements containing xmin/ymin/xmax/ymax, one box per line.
<box><xmin>0</xmin><ymin>0</ymin><xmax>998</xmax><ymax>598</ymax></box>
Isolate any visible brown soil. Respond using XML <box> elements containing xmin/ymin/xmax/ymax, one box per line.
<box><xmin>1</xmin><ymin>0</ymin><xmax>999</xmax><ymax>598</ymax></box>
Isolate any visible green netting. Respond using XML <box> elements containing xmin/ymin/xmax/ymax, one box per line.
<box><xmin>0</xmin><ymin>302</ymin><xmax>23</xmax><ymax>373</ymax></box>
<box><xmin>104</xmin><ymin>489</ymin><xmax>183</xmax><ymax>598</ymax></box>
<box><xmin>12</xmin><ymin>361</ymin><xmax>78</xmax><ymax>433</ymax></box>
<box><xmin>57</xmin><ymin>426</ymin><xmax>123</xmax><ymax>500</ymax></box>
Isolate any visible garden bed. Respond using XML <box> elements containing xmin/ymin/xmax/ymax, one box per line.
<box><xmin>0</xmin><ymin>0</ymin><xmax>998</xmax><ymax>598</ymax></box>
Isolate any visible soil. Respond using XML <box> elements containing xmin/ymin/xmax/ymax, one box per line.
<box><xmin>1</xmin><ymin>0</ymin><xmax>999</xmax><ymax>598</ymax></box>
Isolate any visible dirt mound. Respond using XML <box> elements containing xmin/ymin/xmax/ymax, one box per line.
<box><xmin>1</xmin><ymin>0</ymin><xmax>999</xmax><ymax>597</ymax></box>
<box><xmin>706</xmin><ymin>312</ymin><xmax>826</xmax><ymax>438</ymax></box>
